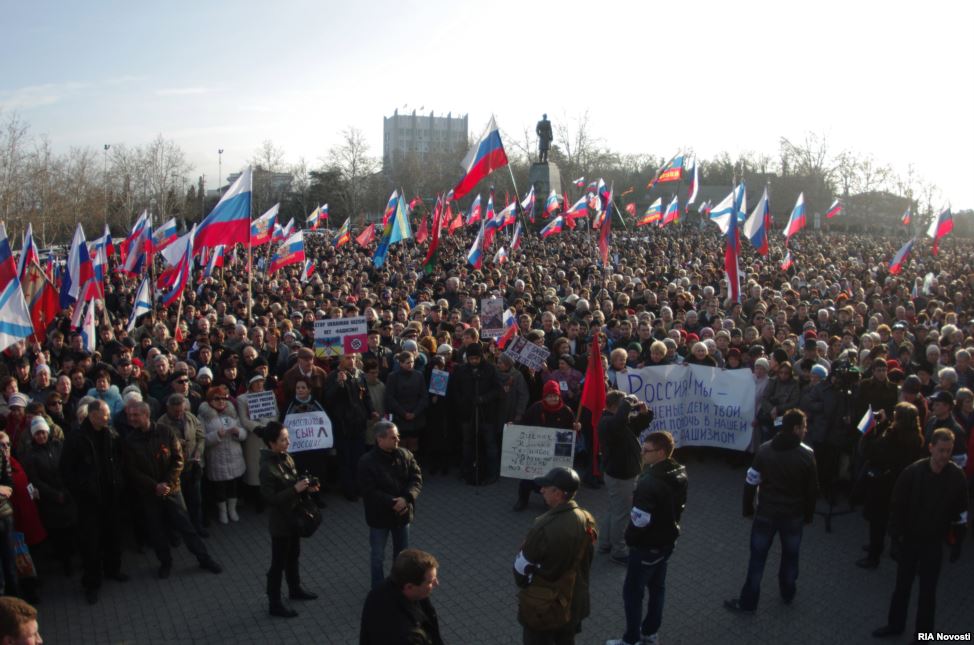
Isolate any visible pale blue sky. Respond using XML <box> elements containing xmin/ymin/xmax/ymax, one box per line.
<box><xmin>3</xmin><ymin>0</ymin><xmax>972</xmax><ymax>208</ymax></box>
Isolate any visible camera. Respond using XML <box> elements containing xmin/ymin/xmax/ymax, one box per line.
<box><xmin>301</xmin><ymin>471</ymin><xmax>320</xmax><ymax>487</ymax></box>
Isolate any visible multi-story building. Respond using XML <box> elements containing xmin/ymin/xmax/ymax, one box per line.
<box><xmin>383</xmin><ymin>109</ymin><xmax>467</xmax><ymax>172</ymax></box>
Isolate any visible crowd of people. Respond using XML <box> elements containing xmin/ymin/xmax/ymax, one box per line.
<box><xmin>0</xmin><ymin>219</ymin><xmax>971</xmax><ymax>643</ymax></box>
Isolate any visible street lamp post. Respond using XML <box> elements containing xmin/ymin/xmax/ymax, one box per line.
<box><xmin>103</xmin><ymin>144</ymin><xmax>111</xmax><ymax>227</ymax></box>
<box><xmin>218</xmin><ymin>149</ymin><xmax>224</xmax><ymax>196</ymax></box>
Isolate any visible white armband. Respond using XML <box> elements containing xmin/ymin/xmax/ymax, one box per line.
<box><xmin>514</xmin><ymin>550</ymin><xmax>536</xmax><ymax>576</ymax></box>
<box><xmin>951</xmin><ymin>454</ymin><xmax>967</xmax><ymax>468</ymax></box>
<box><xmin>955</xmin><ymin>511</ymin><xmax>969</xmax><ymax>525</ymax></box>
<box><xmin>746</xmin><ymin>467</ymin><xmax>762</xmax><ymax>485</ymax></box>
<box><xmin>630</xmin><ymin>507</ymin><xmax>652</xmax><ymax>528</ymax></box>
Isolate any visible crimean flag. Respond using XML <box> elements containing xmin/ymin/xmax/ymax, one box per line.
<box><xmin>355</xmin><ymin>223</ymin><xmax>376</xmax><ymax>248</ymax></box>
<box><xmin>579</xmin><ymin>334</ymin><xmax>606</xmax><ymax>477</ymax></box>
<box><xmin>452</xmin><ymin>115</ymin><xmax>509</xmax><ymax>201</ymax></box>
<box><xmin>195</xmin><ymin>167</ymin><xmax>252</xmax><ymax>251</ymax></box>
<box><xmin>824</xmin><ymin>199</ymin><xmax>843</xmax><ymax>219</ymax></box>
<box><xmin>638</xmin><ymin>198</ymin><xmax>662</xmax><ymax>226</ymax></box>
<box><xmin>332</xmin><ymin>217</ymin><xmax>352</xmax><ymax>248</ymax></box>
<box><xmin>926</xmin><ymin>208</ymin><xmax>953</xmax><ymax>256</ymax></box>
<box><xmin>888</xmin><ymin>238</ymin><xmax>913</xmax><ymax>275</ymax></box>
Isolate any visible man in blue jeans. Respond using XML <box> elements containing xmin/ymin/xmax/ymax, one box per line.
<box><xmin>605</xmin><ymin>431</ymin><xmax>687</xmax><ymax>645</ymax></box>
<box><xmin>725</xmin><ymin>408</ymin><xmax>818</xmax><ymax>614</ymax></box>
<box><xmin>356</xmin><ymin>421</ymin><xmax>423</xmax><ymax>588</ymax></box>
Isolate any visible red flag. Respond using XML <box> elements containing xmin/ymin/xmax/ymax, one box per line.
<box><xmin>598</xmin><ymin>200</ymin><xmax>613</xmax><ymax>266</ymax></box>
<box><xmin>355</xmin><ymin>223</ymin><xmax>376</xmax><ymax>248</ymax></box>
<box><xmin>422</xmin><ymin>196</ymin><xmax>443</xmax><ymax>274</ymax></box>
<box><xmin>22</xmin><ymin>261</ymin><xmax>58</xmax><ymax>344</ymax></box>
<box><xmin>415</xmin><ymin>213</ymin><xmax>429</xmax><ymax>245</ymax></box>
<box><xmin>579</xmin><ymin>335</ymin><xmax>606</xmax><ymax>477</ymax></box>
<box><xmin>448</xmin><ymin>207</ymin><xmax>464</xmax><ymax>235</ymax></box>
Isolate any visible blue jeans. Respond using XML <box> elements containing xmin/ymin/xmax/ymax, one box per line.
<box><xmin>369</xmin><ymin>525</ymin><xmax>409</xmax><ymax>588</ymax></box>
<box><xmin>738</xmin><ymin>515</ymin><xmax>803</xmax><ymax>610</ymax></box>
<box><xmin>622</xmin><ymin>544</ymin><xmax>673</xmax><ymax>643</ymax></box>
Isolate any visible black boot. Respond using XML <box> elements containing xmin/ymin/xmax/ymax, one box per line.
<box><xmin>287</xmin><ymin>569</ymin><xmax>318</xmax><ymax>600</ymax></box>
<box><xmin>267</xmin><ymin>573</ymin><xmax>298</xmax><ymax>618</ymax></box>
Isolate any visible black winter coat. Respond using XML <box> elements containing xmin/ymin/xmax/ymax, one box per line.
<box><xmin>598</xmin><ymin>400</ymin><xmax>653</xmax><ymax>480</ymax></box>
<box><xmin>357</xmin><ymin>446</ymin><xmax>422</xmax><ymax>529</ymax></box>
<box><xmin>60</xmin><ymin>419</ymin><xmax>124</xmax><ymax>508</ymax></box>
<box><xmin>448</xmin><ymin>361</ymin><xmax>502</xmax><ymax>424</ymax></box>
<box><xmin>384</xmin><ymin>369</ymin><xmax>429</xmax><ymax>434</ymax></box>
<box><xmin>259</xmin><ymin>449</ymin><xmax>302</xmax><ymax>538</ymax></box>
<box><xmin>359</xmin><ymin>578</ymin><xmax>444</xmax><ymax>645</ymax></box>
<box><xmin>21</xmin><ymin>440</ymin><xmax>77</xmax><ymax>529</ymax></box>
<box><xmin>325</xmin><ymin>369</ymin><xmax>373</xmax><ymax>439</ymax></box>
<box><xmin>625</xmin><ymin>458</ymin><xmax>688</xmax><ymax>550</ymax></box>
<box><xmin>744</xmin><ymin>431</ymin><xmax>818</xmax><ymax>522</ymax></box>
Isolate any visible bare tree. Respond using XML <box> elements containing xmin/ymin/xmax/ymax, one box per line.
<box><xmin>142</xmin><ymin>134</ymin><xmax>191</xmax><ymax>219</ymax></box>
<box><xmin>326</xmin><ymin>127</ymin><xmax>379</xmax><ymax>219</ymax></box>
<box><xmin>0</xmin><ymin>112</ymin><xmax>30</xmax><ymax>222</ymax></box>
<box><xmin>251</xmin><ymin>139</ymin><xmax>285</xmax><ymax>172</ymax></box>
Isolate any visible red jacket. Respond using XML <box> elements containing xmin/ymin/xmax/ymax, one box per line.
<box><xmin>9</xmin><ymin>456</ymin><xmax>46</xmax><ymax>546</ymax></box>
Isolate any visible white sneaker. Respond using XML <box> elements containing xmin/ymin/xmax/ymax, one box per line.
<box><xmin>642</xmin><ymin>635</ymin><xmax>659</xmax><ymax>644</ymax></box>
<box><xmin>605</xmin><ymin>639</ymin><xmax>638</xmax><ymax>645</ymax></box>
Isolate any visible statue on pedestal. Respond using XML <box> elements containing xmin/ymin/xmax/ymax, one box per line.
<box><xmin>535</xmin><ymin>114</ymin><xmax>553</xmax><ymax>164</ymax></box>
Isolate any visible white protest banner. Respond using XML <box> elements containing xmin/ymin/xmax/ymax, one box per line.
<box><xmin>617</xmin><ymin>364</ymin><xmax>755</xmax><ymax>451</ymax></box>
<box><xmin>246</xmin><ymin>390</ymin><xmax>278</xmax><ymax>421</ymax></box>
<box><xmin>504</xmin><ymin>336</ymin><xmax>551</xmax><ymax>372</ymax></box>
<box><xmin>313</xmin><ymin>316</ymin><xmax>368</xmax><ymax>357</ymax></box>
<box><xmin>428</xmin><ymin>369</ymin><xmax>449</xmax><ymax>396</ymax></box>
<box><xmin>283</xmin><ymin>410</ymin><xmax>333</xmax><ymax>452</ymax></box>
<box><xmin>480</xmin><ymin>298</ymin><xmax>505</xmax><ymax>338</ymax></box>
<box><xmin>500</xmin><ymin>424</ymin><xmax>576</xmax><ymax>480</ymax></box>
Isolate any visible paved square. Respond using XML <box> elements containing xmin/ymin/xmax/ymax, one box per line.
<box><xmin>38</xmin><ymin>457</ymin><xmax>970</xmax><ymax>644</ymax></box>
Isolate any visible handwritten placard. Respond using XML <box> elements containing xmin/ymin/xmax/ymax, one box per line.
<box><xmin>245</xmin><ymin>390</ymin><xmax>278</xmax><ymax>421</ymax></box>
<box><xmin>500</xmin><ymin>424</ymin><xmax>576</xmax><ymax>480</ymax></box>
<box><xmin>282</xmin><ymin>410</ymin><xmax>334</xmax><ymax>452</ymax></box>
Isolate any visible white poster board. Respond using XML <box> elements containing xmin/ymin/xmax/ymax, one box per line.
<box><xmin>503</xmin><ymin>336</ymin><xmax>551</xmax><ymax>371</ymax></box>
<box><xmin>283</xmin><ymin>410</ymin><xmax>334</xmax><ymax>452</ymax></box>
<box><xmin>245</xmin><ymin>390</ymin><xmax>278</xmax><ymax>421</ymax></box>
<box><xmin>313</xmin><ymin>316</ymin><xmax>369</xmax><ymax>357</ymax></box>
<box><xmin>480</xmin><ymin>298</ymin><xmax>506</xmax><ymax>338</ymax></box>
<box><xmin>500</xmin><ymin>424</ymin><xmax>576</xmax><ymax>481</ymax></box>
<box><xmin>616</xmin><ymin>364</ymin><xmax>755</xmax><ymax>451</ymax></box>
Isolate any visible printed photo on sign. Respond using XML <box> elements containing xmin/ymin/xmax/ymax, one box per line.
<box><xmin>428</xmin><ymin>369</ymin><xmax>449</xmax><ymax>396</ymax></box>
<box><xmin>500</xmin><ymin>424</ymin><xmax>576</xmax><ymax>480</ymax></box>
<box><xmin>480</xmin><ymin>298</ymin><xmax>505</xmax><ymax>338</ymax></box>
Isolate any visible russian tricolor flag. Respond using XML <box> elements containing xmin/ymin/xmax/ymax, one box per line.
<box><xmin>926</xmin><ymin>208</ymin><xmax>953</xmax><ymax>255</ymax></box>
<box><xmin>780</xmin><ymin>250</ymin><xmax>794</xmax><ymax>271</ymax></box>
<box><xmin>824</xmin><ymin>199</ymin><xmax>843</xmax><ymax>219</ymax></box>
<box><xmin>565</xmin><ymin>195</ymin><xmax>588</xmax><ymax>222</ymax></box>
<box><xmin>251</xmin><ymin>203</ymin><xmax>278</xmax><ymax>246</ymax></box>
<box><xmin>497</xmin><ymin>308</ymin><xmax>518</xmax><ymax>349</ymax></box>
<box><xmin>301</xmin><ymin>258</ymin><xmax>315</xmax><ymax>284</ymax></box>
<box><xmin>152</xmin><ymin>217</ymin><xmax>179</xmax><ymax>251</ymax></box>
<box><xmin>572</xmin><ymin>176</ymin><xmax>585</xmax><ymax>188</ymax></box>
<box><xmin>743</xmin><ymin>187</ymin><xmax>771</xmax><ymax>256</ymax></box>
<box><xmin>511</xmin><ymin>220</ymin><xmax>523</xmax><ymax>250</ymax></box>
<box><xmin>686</xmin><ymin>158</ymin><xmax>699</xmax><ymax>205</ymax></box>
<box><xmin>195</xmin><ymin>166</ymin><xmax>252</xmax><ymax>251</ymax></box>
<box><xmin>857</xmin><ymin>406</ymin><xmax>876</xmax><ymax>435</ymax></box>
<box><xmin>492</xmin><ymin>246</ymin><xmax>508</xmax><ymax>265</ymax></box>
<box><xmin>269</xmin><ymin>231</ymin><xmax>305</xmax><ymax>273</ymax></box>
<box><xmin>160</xmin><ymin>226</ymin><xmax>194</xmax><ymax>307</ymax></box>
<box><xmin>725</xmin><ymin>183</ymin><xmax>745</xmax><ymax>303</ymax></box>
<box><xmin>59</xmin><ymin>224</ymin><xmax>96</xmax><ymax>309</ymax></box>
<box><xmin>782</xmin><ymin>193</ymin><xmax>806</xmax><ymax>241</ymax></box>
<box><xmin>888</xmin><ymin>239</ymin><xmax>914</xmax><ymax>275</ymax></box>
<box><xmin>466</xmin><ymin>194</ymin><xmax>482</xmax><ymax>226</ymax></box>
<box><xmin>452</xmin><ymin>116</ymin><xmax>509</xmax><ymax>201</ymax></box>
<box><xmin>660</xmin><ymin>195</ymin><xmax>680</xmax><ymax>227</ymax></box>
<box><xmin>466</xmin><ymin>221</ymin><xmax>485</xmax><ymax>269</ymax></box>
<box><xmin>900</xmin><ymin>206</ymin><xmax>911</xmax><ymax>226</ymax></box>
<box><xmin>544</xmin><ymin>190</ymin><xmax>561</xmax><ymax>216</ymax></box>
<box><xmin>540</xmin><ymin>215</ymin><xmax>564</xmax><ymax>239</ymax></box>
<box><xmin>17</xmin><ymin>223</ymin><xmax>40</xmax><ymax>282</ymax></box>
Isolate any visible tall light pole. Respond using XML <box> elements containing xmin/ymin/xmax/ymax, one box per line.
<box><xmin>103</xmin><ymin>144</ymin><xmax>111</xmax><ymax>228</ymax></box>
<box><xmin>218</xmin><ymin>149</ymin><xmax>224</xmax><ymax>196</ymax></box>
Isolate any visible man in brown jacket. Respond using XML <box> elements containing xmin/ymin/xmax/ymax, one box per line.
<box><xmin>121</xmin><ymin>400</ymin><xmax>222</xmax><ymax>579</ymax></box>
<box><xmin>514</xmin><ymin>467</ymin><xmax>597</xmax><ymax>645</ymax></box>
<box><xmin>280</xmin><ymin>347</ymin><xmax>328</xmax><ymax>402</ymax></box>
<box><xmin>156</xmin><ymin>393</ymin><xmax>208</xmax><ymax>537</ymax></box>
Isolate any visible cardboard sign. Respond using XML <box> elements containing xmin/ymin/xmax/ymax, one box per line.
<box><xmin>245</xmin><ymin>390</ymin><xmax>278</xmax><ymax>421</ymax></box>
<box><xmin>282</xmin><ymin>410</ymin><xmax>333</xmax><ymax>452</ymax></box>
<box><xmin>313</xmin><ymin>316</ymin><xmax>368</xmax><ymax>357</ymax></box>
<box><xmin>428</xmin><ymin>369</ymin><xmax>449</xmax><ymax>396</ymax></box>
<box><xmin>480</xmin><ymin>298</ymin><xmax>506</xmax><ymax>339</ymax></box>
<box><xmin>500</xmin><ymin>424</ymin><xmax>576</xmax><ymax>480</ymax></box>
<box><xmin>503</xmin><ymin>335</ymin><xmax>551</xmax><ymax>371</ymax></box>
